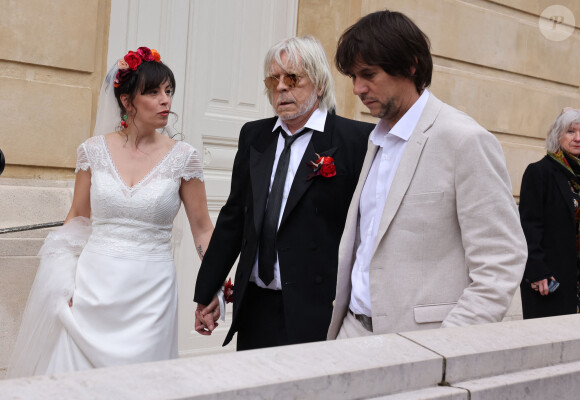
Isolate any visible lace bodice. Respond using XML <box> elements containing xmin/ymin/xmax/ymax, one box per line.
<box><xmin>75</xmin><ymin>135</ymin><xmax>204</xmax><ymax>258</ymax></box>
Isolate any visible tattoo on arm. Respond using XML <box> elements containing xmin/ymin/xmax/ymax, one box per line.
<box><xmin>197</xmin><ymin>245</ymin><xmax>204</xmax><ymax>260</ymax></box>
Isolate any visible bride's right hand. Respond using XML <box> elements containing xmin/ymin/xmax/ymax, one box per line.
<box><xmin>194</xmin><ymin>299</ymin><xmax>220</xmax><ymax>335</ymax></box>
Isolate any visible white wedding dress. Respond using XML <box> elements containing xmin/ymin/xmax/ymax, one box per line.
<box><xmin>8</xmin><ymin>135</ymin><xmax>204</xmax><ymax>377</ymax></box>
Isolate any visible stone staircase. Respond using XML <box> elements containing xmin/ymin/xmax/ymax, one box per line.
<box><xmin>0</xmin><ymin>178</ymin><xmax>73</xmax><ymax>378</ymax></box>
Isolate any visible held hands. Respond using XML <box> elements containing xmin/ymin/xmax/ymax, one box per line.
<box><xmin>194</xmin><ymin>279</ymin><xmax>233</xmax><ymax>336</ymax></box>
<box><xmin>194</xmin><ymin>295</ymin><xmax>220</xmax><ymax>335</ymax></box>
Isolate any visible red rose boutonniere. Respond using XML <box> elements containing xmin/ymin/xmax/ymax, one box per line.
<box><xmin>307</xmin><ymin>153</ymin><xmax>336</xmax><ymax>180</ymax></box>
<box><xmin>224</xmin><ymin>278</ymin><xmax>234</xmax><ymax>304</ymax></box>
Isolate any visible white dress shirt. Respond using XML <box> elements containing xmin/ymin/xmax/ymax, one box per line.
<box><xmin>250</xmin><ymin>107</ymin><xmax>328</xmax><ymax>290</ymax></box>
<box><xmin>349</xmin><ymin>90</ymin><xmax>430</xmax><ymax>316</ymax></box>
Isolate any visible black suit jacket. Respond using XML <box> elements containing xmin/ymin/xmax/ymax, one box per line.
<box><xmin>194</xmin><ymin>112</ymin><xmax>373</xmax><ymax>346</ymax></box>
<box><xmin>519</xmin><ymin>156</ymin><xmax>578</xmax><ymax>318</ymax></box>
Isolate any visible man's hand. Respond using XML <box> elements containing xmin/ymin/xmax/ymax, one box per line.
<box><xmin>194</xmin><ymin>295</ymin><xmax>220</xmax><ymax>335</ymax></box>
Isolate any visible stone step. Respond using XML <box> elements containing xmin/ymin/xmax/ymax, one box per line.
<box><xmin>0</xmin><ymin>256</ymin><xmax>40</xmax><ymax>374</ymax></box>
<box><xmin>0</xmin><ymin>238</ymin><xmax>45</xmax><ymax>257</ymax></box>
<box><xmin>0</xmin><ymin>179</ymin><xmax>73</xmax><ymax>378</ymax></box>
<box><xmin>0</xmin><ymin>178</ymin><xmax>73</xmax><ymax>229</ymax></box>
<box><xmin>503</xmin><ymin>286</ymin><xmax>523</xmax><ymax>321</ymax></box>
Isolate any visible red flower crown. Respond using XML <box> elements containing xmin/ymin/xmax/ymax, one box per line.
<box><xmin>114</xmin><ymin>46</ymin><xmax>162</xmax><ymax>88</ymax></box>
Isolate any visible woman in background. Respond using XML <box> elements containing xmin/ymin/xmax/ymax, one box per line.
<box><xmin>519</xmin><ymin>107</ymin><xmax>580</xmax><ymax>318</ymax></box>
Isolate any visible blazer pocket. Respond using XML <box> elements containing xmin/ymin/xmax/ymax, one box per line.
<box><xmin>413</xmin><ymin>302</ymin><xmax>457</xmax><ymax>324</ymax></box>
<box><xmin>401</xmin><ymin>191</ymin><xmax>444</xmax><ymax>205</ymax></box>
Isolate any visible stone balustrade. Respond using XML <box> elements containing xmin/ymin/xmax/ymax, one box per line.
<box><xmin>1</xmin><ymin>314</ymin><xmax>579</xmax><ymax>399</ymax></box>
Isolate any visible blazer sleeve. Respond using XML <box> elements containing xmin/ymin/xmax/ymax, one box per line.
<box><xmin>518</xmin><ymin>162</ymin><xmax>553</xmax><ymax>282</ymax></box>
<box><xmin>193</xmin><ymin>124</ymin><xmax>251</xmax><ymax>305</ymax></box>
<box><xmin>442</xmin><ymin>127</ymin><xmax>528</xmax><ymax>327</ymax></box>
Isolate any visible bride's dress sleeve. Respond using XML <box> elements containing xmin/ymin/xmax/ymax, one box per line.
<box><xmin>180</xmin><ymin>145</ymin><xmax>204</xmax><ymax>182</ymax></box>
<box><xmin>75</xmin><ymin>142</ymin><xmax>91</xmax><ymax>173</ymax></box>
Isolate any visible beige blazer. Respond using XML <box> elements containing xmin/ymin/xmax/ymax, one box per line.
<box><xmin>327</xmin><ymin>95</ymin><xmax>527</xmax><ymax>338</ymax></box>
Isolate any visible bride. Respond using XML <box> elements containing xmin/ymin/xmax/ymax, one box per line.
<box><xmin>7</xmin><ymin>47</ymin><xmax>213</xmax><ymax>377</ymax></box>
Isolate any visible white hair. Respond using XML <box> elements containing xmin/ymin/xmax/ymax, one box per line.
<box><xmin>263</xmin><ymin>35</ymin><xmax>336</xmax><ymax>111</ymax></box>
<box><xmin>546</xmin><ymin>108</ymin><xmax>580</xmax><ymax>153</ymax></box>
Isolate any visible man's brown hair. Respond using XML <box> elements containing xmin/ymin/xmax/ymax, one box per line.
<box><xmin>335</xmin><ymin>10</ymin><xmax>433</xmax><ymax>94</ymax></box>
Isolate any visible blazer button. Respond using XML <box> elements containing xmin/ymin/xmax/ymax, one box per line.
<box><xmin>315</xmin><ymin>276</ymin><xmax>323</xmax><ymax>284</ymax></box>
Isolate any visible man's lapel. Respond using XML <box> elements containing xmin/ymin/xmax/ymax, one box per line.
<box><xmin>372</xmin><ymin>95</ymin><xmax>442</xmax><ymax>256</ymax></box>
<box><xmin>249</xmin><ymin>128</ymin><xmax>278</xmax><ymax>236</ymax></box>
<box><xmin>280</xmin><ymin>113</ymin><xmax>336</xmax><ymax>226</ymax></box>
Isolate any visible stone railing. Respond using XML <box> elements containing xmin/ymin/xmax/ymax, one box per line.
<box><xmin>1</xmin><ymin>314</ymin><xmax>579</xmax><ymax>399</ymax></box>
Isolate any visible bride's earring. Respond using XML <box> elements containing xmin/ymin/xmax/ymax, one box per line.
<box><xmin>121</xmin><ymin>114</ymin><xmax>128</xmax><ymax>128</ymax></box>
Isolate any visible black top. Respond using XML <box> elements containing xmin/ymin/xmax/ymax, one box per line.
<box><xmin>519</xmin><ymin>156</ymin><xmax>579</xmax><ymax>318</ymax></box>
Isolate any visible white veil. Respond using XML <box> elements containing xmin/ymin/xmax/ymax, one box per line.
<box><xmin>93</xmin><ymin>61</ymin><xmax>122</xmax><ymax>136</ymax></box>
<box><xmin>7</xmin><ymin>217</ymin><xmax>92</xmax><ymax>378</ymax></box>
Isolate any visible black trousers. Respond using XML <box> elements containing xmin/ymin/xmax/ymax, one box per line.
<box><xmin>236</xmin><ymin>282</ymin><xmax>289</xmax><ymax>351</ymax></box>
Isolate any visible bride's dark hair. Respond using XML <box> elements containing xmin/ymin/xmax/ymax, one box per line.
<box><xmin>113</xmin><ymin>61</ymin><xmax>176</xmax><ymax>120</ymax></box>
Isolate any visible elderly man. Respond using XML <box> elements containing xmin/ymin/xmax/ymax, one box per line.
<box><xmin>327</xmin><ymin>10</ymin><xmax>527</xmax><ymax>339</ymax></box>
<box><xmin>194</xmin><ymin>36</ymin><xmax>373</xmax><ymax>350</ymax></box>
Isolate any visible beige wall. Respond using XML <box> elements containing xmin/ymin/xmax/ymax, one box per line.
<box><xmin>1</xmin><ymin>0</ymin><xmax>578</xmax><ymax>193</ymax></box>
<box><xmin>298</xmin><ymin>0</ymin><xmax>580</xmax><ymax>198</ymax></box>
<box><xmin>297</xmin><ymin>0</ymin><xmax>365</xmax><ymax>120</ymax></box>
<box><xmin>0</xmin><ymin>0</ymin><xmax>111</xmax><ymax>180</ymax></box>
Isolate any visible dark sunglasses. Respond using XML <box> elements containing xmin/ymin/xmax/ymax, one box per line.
<box><xmin>263</xmin><ymin>74</ymin><xmax>303</xmax><ymax>90</ymax></box>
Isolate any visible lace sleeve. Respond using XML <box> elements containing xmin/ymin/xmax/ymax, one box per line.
<box><xmin>181</xmin><ymin>146</ymin><xmax>204</xmax><ymax>182</ymax></box>
<box><xmin>75</xmin><ymin>143</ymin><xmax>90</xmax><ymax>173</ymax></box>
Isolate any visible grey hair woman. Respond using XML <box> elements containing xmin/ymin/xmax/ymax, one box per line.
<box><xmin>519</xmin><ymin>107</ymin><xmax>580</xmax><ymax>319</ymax></box>
<box><xmin>545</xmin><ymin>108</ymin><xmax>580</xmax><ymax>153</ymax></box>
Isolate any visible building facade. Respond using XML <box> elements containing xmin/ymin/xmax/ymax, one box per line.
<box><xmin>1</xmin><ymin>0</ymin><xmax>579</xmax><ymax>372</ymax></box>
